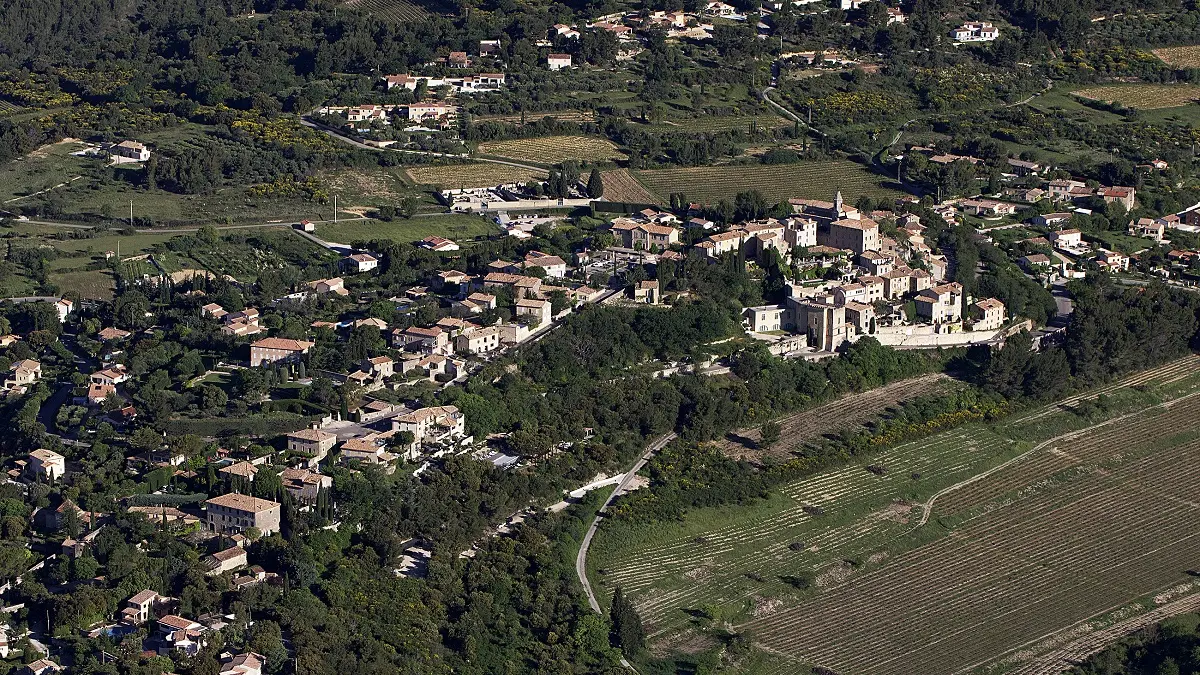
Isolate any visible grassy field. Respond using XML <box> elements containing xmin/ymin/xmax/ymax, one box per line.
<box><xmin>645</xmin><ymin>115</ymin><xmax>793</xmax><ymax>133</ymax></box>
<box><xmin>0</xmin><ymin>222</ymin><xmax>332</xmax><ymax>293</ymax></box>
<box><xmin>4</xmin><ymin>223</ymin><xmax>177</xmax><ymax>255</ymax></box>
<box><xmin>476</xmin><ymin>136</ymin><xmax>626</xmax><ymax>165</ymax></box>
<box><xmin>632</xmin><ymin>160</ymin><xmax>904</xmax><ymax>205</ymax></box>
<box><xmin>591</xmin><ymin>356</ymin><xmax>1200</xmax><ymax>675</ymax></box>
<box><xmin>0</xmin><ymin>139</ymin><xmax>91</xmax><ymax>204</ymax></box>
<box><xmin>0</xmin><ymin>133</ymin><xmax>332</xmax><ymax>226</ymax></box>
<box><xmin>313</xmin><ymin>214</ymin><xmax>495</xmax><ymax>244</ymax></box>
<box><xmin>316</xmin><ymin>166</ymin><xmax>442</xmax><ymax>215</ymax></box>
<box><xmin>1073</xmin><ymin>84</ymin><xmax>1200</xmax><ymax>109</ymax></box>
<box><xmin>477</xmin><ymin>110</ymin><xmax>596</xmax><ymax>124</ymax></box>
<box><xmin>53</xmin><ymin>269</ymin><xmax>116</xmax><ymax>300</ymax></box>
<box><xmin>0</xmin><ymin>222</ymin><xmax>177</xmax><ymax>299</ymax></box>
<box><xmin>405</xmin><ymin>163</ymin><xmax>547</xmax><ymax>188</ymax></box>
<box><xmin>1153</xmin><ymin>45</ymin><xmax>1200</xmax><ymax>67</ymax></box>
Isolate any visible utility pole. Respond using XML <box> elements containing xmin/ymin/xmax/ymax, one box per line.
<box><xmin>129</xmin><ymin>200</ymin><xmax>133</xmax><ymax>229</ymax></box>
<box><xmin>333</xmin><ymin>194</ymin><xmax>337</xmax><ymax>224</ymax></box>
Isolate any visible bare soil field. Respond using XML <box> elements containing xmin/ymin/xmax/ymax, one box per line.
<box><xmin>1152</xmin><ymin>45</ymin><xmax>1200</xmax><ymax>68</ymax></box>
<box><xmin>405</xmin><ymin>162</ymin><xmax>546</xmax><ymax>187</ymax></box>
<box><xmin>1074</xmin><ymin>84</ymin><xmax>1200</xmax><ymax>109</ymax></box>
<box><xmin>718</xmin><ymin>373</ymin><xmax>955</xmax><ymax>461</ymax></box>
<box><xmin>476</xmin><ymin>135</ymin><xmax>626</xmax><ymax>164</ymax></box>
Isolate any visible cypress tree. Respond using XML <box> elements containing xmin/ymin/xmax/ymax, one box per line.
<box><xmin>587</xmin><ymin>168</ymin><xmax>604</xmax><ymax>199</ymax></box>
<box><xmin>609</xmin><ymin>586</ymin><xmax>645</xmax><ymax>656</ymax></box>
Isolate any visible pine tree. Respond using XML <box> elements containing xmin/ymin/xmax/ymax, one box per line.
<box><xmin>587</xmin><ymin>168</ymin><xmax>604</xmax><ymax>199</ymax></box>
<box><xmin>609</xmin><ymin>586</ymin><xmax>645</xmax><ymax>656</ymax></box>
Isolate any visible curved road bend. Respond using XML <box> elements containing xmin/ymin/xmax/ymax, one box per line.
<box><xmin>576</xmin><ymin>431</ymin><xmax>677</xmax><ymax>614</ymax></box>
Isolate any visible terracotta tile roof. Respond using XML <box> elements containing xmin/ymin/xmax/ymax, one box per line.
<box><xmin>289</xmin><ymin>428</ymin><xmax>334</xmax><ymax>442</ymax></box>
<box><xmin>250</xmin><ymin>338</ymin><xmax>314</xmax><ymax>352</ymax></box>
<box><xmin>219</xmin><ymin>462</ymin><xmax>258</xmax><ymax>478</ymax></box>
<box><xmin>205</xmin><ymin>493</ymin><xmax>279</xmax><ymax>513</ymax></box>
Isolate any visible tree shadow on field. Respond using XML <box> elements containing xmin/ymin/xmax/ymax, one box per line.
<box><xmin>724</xmin><ymin>431</ymin><xmax>757</xmax><ymax>449</ymax></box>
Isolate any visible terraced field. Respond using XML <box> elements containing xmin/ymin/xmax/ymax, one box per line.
<box><xmin>598</xmin><ymin>168</ymin><xmax>661</xmax><ymax>205</ymax></box>
<box><xmin>1152</xmin><ymin>45</ymin><xmax>1200</xmax><ymax>68</ymax></box>
<box><xmin>342</xmin><ymin>0</ymin><xmax>429</xmax><ymax>22</ymax></box>
<box><xmin>476</xmin><ymin>135</ymin><xmax>626</xmax><ymax>164</ymax></box>
<box><xmin>718</xmin><ymin>373</ymin><xmax>957</xmax><ymax>461</ymax></box>
<box><xmin>590</xmin><ymin>356</ymin><xmax>1200</xmax><ymax>675</ymax></box>
<box><xmin>477</xmin><ymin>110</ymin><xmax>596</xmax><ymax>124</ymax></box>
<box><xmin>405</xmin><ymin>162</ymin><xmax>546</xmax><ymax>187</ymax></box>
<box><xmin>1074</xmin><ymin>84</ymin><xmax>1200</xmax><ymax>110</ymax></box>
<box><xmin>632</xmin><ymin>160</ymin><xmax>903</xmax><ymax>205</ymax></box>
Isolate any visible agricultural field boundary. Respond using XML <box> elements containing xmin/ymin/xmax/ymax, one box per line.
<box><xmin>593</xmin><ymin>356</ymin><xmax>1200</xmax><ymax>673</ymax></box>
<box><xmin>984</xmin><ymin>583</ymin><xmax>1200</xmax><ymax>672</ymax></box>
<box><xmin>915</xmin><ymin>386</ymin><xmax>1200</xmax><ymax>527</ymax></box>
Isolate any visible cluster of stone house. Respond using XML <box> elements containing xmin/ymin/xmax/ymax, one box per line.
<box><xmin>1127</xmin><ymin>201</ymin><xmax>1200</xmax><ymax>243</ymax></box>
<box><xmin>203</xmin><ymin>303</ymin><xmax>265</xmax><ymax>337</ymax></box>
<box><xmin>609</xmin><ymin>211</ymin><xmax>683</xmax><ymax>250</ymax></box>
<box><xmin>729</xmin><ymin>194</ymin><xmax>1006</xmax><ymax>351</ymax></box>
<box><xmin>585</xmin><ymin>7</ymin><xmax>724</xmax><ymax>47</ymax></box>
<box><xmin>285</xmin><ymin>400</ymin><xmax>469</xmax><ymax>467</ymax></box>
<box><xmin>319</xmin><ymin>103</ymin><xmax>460</xmax><ymax>130</ymax></box>
<box><xmin>384</xmin><ymin>254</ymin><xmax>600</xmax><ymax>358</ymax></box>
<box><xmin>115</xmin><ymin>590</ymin><xmax>264</xmax><ymax>671</ymax></box>
<box><xmin>1044</xmin><ymin>180</ymin><xmax>1137</xmax><ymax>211</ymax></box>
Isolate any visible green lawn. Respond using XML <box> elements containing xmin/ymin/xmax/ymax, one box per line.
<box><xmin>1084</xmin><ymin>230</ymin><xmax>1159</xmax><ymax>254</ymax></box>
<box><xmin>314</xmin><ymin>215</ymin><xmax>496</xmax><ymax>244</ymax></box>
<box><xmin>53</xmin><ymin>269</ymin><xmax>116</xmax><ymax>300</ymax></box>
<box><xmin>0</xmin><ymin>140</ymin><xmax>92</xmax><ymax>204</ymax></box>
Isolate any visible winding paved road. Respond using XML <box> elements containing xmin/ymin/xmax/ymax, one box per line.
<box><xmin>575</xmin><ymin>431</ymin><xmax>677</xmax><ymax>613</ymax></box>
